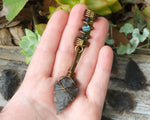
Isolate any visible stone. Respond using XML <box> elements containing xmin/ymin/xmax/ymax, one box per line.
<box><xmin>102</xmin><ymin>116</ymin><xmax>112</xmax><ymax>120</ymax></box>
<box><xmin>85</xmin><ymin>17</ymin><xmax>91</xmax><ymax>22</ymax></box>
<box><xmin>0</xmin><ymin>29</ymin><xmax>13</xmax><ymax>46</ymax></box>
<box><xmin>0</xmin><ymin>69</ymin><xmax>20</xmax><ymax>100</ymax></box>
<box><xmin>54</xmin><ymin>77</ymin><xmax>79</xmax><ymax>114</ymax></box>
<box><xmin>81</xmin><ymin>34</ymin><xmax>86</xmax><ymax>39</ymax></box>
<box><xmin>9</xmin><ymin>26</ymin><xmax>25</xmax><ymax>45</ymax></box>
<box><xmin>106</xmin><ymin>90</ymin><xmax>135</xmax><ymax>112</ymax></box>
<box><xmin>125</xmin><ymin>58</ymin><xmax>146</xmax><ymax>90</ymax></box>
<box><xmin>82</xmin><ymin>25</ymin><xmax>90</xmax><ymax>32</ymax></box>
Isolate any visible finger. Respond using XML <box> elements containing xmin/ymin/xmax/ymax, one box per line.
<box><xmin>52</xmin><ymin>4</ymin><xmax>87</xmax><ymax>80</ymax></box>
<box><xmin>86</xmin><ymin>46</ymin><xmax>113</xmax><ymax>109</ymax></box>
<box><xmin>75</xmin><ymin>17</ymin><xmax>109</xmax><ymax>91</ymax></box>
<box><xmin>25</xmin><ymin>10</ymin><xmax>68</xmax><ymax>79</ymax></box>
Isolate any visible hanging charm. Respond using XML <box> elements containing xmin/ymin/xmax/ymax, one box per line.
<box><xmin>54</xmin><ymin>9</ymin><xmax>98</xmax><ymax>114</ymax></box>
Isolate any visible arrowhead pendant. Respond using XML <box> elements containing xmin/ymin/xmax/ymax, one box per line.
<box><xmin>54</xmin><ymin>77</ymin><xmax>79</xmax><ymax>114</ymax></box>
<box><xmin>54</xmin><ymin>9</ymin><xmax>97</xmax><ymax>114</ymax></box>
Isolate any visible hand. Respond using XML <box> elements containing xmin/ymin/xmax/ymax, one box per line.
<box><xmin>0</xmin><ymin>4</ymin><xmax>113</xmax><ymax>120</ymax></box>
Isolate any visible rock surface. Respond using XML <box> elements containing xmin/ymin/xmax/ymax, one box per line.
<box><xmin>9</xmin><ymin>26</ymin><xmax>25</xmax><ymax>45</ymax></box>
<box><xmin>0</xmin><ymin>29</ymin><xmax>13</xmax><ymax>46</ymax></box>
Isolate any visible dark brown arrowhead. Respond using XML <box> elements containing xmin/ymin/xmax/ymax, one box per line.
<box><xmin>125</xmin><ymin>58</ymin><xmax>146</xmax><ymax>90</ymax></box>
<box><xmin>54</xmin><ymin>77</ymin><xmax>79</xmax><ymax>114</ymax></box>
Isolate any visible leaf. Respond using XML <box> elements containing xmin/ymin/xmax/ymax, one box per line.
<box><xmin>125</xmin><ymin>0</ymin><xmax>144</xmax><ymax>4</ymax></box>
<box><xmin>86</xmin><ymin>0</ymin><xmax>122</xmax><ymax>15</ymax></box>
<box><xmin>18</xmin><ymin>29</ymin><xmax>41</xmax><ymax>64</ymax></box>
<box><xmin>48</xmin><ymin>4</ymin><xmax>72</xmax><ymax>18</ymax></box>
<box><xmin>117</xmin><ymin>22</ymin><xmax>149</xmax><ymax>55</ymax></box>
<box><xmin>56</xmin><ymin>0</ymin><xmax>75</xmax><ymax>6</ymax></box>
<box><xmin>47</xmin><ymin>6</ymin><xmax>57</xmax><ymax>19</ymax></box>
<box><xmin>26</xmin><ymin>56</ymin><xmax>32</xmax><ymax>65</ymax></box>
<box><xmin>117</xmin><ymin>37</ymin><xmax>139</xmax><ymax>55</ymax></box>
<box><xmin>109</xmin><ymin>1</ymin><xmax>122</xmax><ymax>13</ymax></box>
<box><xmin>146</xmin><ymin>19</ymin><xmax>150</xmax><ymax>33</ymax></box>
<box><xmin>57</xmin><ymin>5</ymin><xmax>72</xmax><ymax>13</ymax></box>
<box><xmin>106</xmin><ymin>0</ymin><xmax>118</xmax><ymax>6</ymax></box>
<box><xmin>35</xmin><ymin>24</ymin><xmax>46</xmax><ymax>36</ymax></box>
<box><xmin>106</xmin><ymin>39</ymin><xmax>115</xmax><ymax>45</ymax></box>
<box><xmin>0</xmin><ymin>0</ymin><xmax>28</xmax><ymax>21</ymax></box>
<box><xmin>48</xmin><ymin>0</ymin><xmax>122</xmax><ymax>18</ymax></box>
<box><xmin>95</xmin><ymin>6</ymin><xmax>112</xmax><ymax>15</ymax></box>
<box><xmin>49</xmin><ymin>6</ymin><xmax>57</xmax><ymax>14</ymax></box>
<box><xmin>127</xmin><ymin>37</ymin><xmax>139</xmax><ymax>54</ymax></box>
<box><xmin>132</xmin><ymin>28</ymin><xmax>149</xmax><ymax>42</ymax></box>
<box><xmin>117</xmin><ymin>43</ymin><xmax>130</xmax><ymax>55</ymax></box>
<box><xmin>25</xmin><ymin>29</ymin><xmax>36</xmax><ymax>38</ymax></box>
<box><xmin>120</xmin><ymin>23</ymin><xmax>134</xmax><ymax>36</ymax></box>
<box><xmin>143</xmin><ymin>5</ymin><xmax>150</xmax><ymax>18</ymax></box>
<box><xmin>72</xmin><ymin>0</ymin><xmax>85</xmax><ymax>4</ymax></box>
<box><xmin>86</xmin><ymin>0</ymin><xmax>118</xmax><ymax>10</ymax></box>
<box><xmin>86</xmin><ymin>0</ymin><xmax>109</xmax><ymax>10</ymax></box>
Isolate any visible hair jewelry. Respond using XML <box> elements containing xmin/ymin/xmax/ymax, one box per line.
<box><xmin>54</xmin><ymin>9</ymin><xmax>98</xmax><ymax>114</ymax></box>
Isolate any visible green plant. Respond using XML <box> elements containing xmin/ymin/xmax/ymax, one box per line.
<box><xmin>115</xmin><ymin>23</ymin><xmax>149</xmax><ymax>55</ymax></box>
<box><xmin>20</xmin><ymin>23</ymin><xmax>150</xmax><ymax>64</ymax></box>
<box><xmin>18</xmin><ymin>29</ymin><xmax>41</xmax><ymax>64</ymax></box>
<box><xmin>18</xmin><ymin>24</ymin><xmax>46</xmax><ymax>64</ymax></box>
<box><xmin>0</xmin><ymin>0</ymin><xmax>122</xmax><ymax>21</ymax></box>
<box><xmin>48</xmin><ymin>0</ymin><xmax>122</xmax><ymax>17</ymax></box>
<box><xmin>105</xmin><ymin>24</ymin><xmax>116</xmax><ymax>45</ymax></box>
<box><xmin>16</xmin><ymin>0</ymin><xmax>122</xmax><ymax>64</ymax></box>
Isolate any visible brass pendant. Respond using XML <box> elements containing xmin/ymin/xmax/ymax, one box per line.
<box><xmin>54</xmin><ymin>9</ymin><xmax>98</xmax><ymax>114</ymax></box>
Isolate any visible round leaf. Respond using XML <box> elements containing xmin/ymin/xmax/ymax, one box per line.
<box><xmin>120</xmin><ymin>23</ymin><xmax>134</xmax><ymax>36</ymax></box>
<box><xmin>132</xmin><ymin>28</ymin><xmax>149</xmax><ymax>42</ymax></box>
<box><xmin>117</xmin><ymin>43</ymin><xmax>130</xmax><ymax>55</ymax></box>
<box><xmin>127</xmin><ymin>37</ymin><xmax>139</xmax><ymax>54</ymax></box>
<box><xmin>19</xmin><ymin>29</ymin><xmax>40</xmax><ymax>64</ymax></box>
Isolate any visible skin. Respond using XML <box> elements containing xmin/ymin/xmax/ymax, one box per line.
<box><xmin>0</xmin><ymin>4</ymin><xmax>113</xmax><ymax>120</ymax></box>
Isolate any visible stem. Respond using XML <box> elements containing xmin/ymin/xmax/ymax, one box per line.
<box><xmin>136</xmin><ymin>48</ymin><xmax>150</xmax><ymax>50</ymax></box>
<box><xmin>31</xmin><ymin>5</ymin><xmax>39</xmax><ymax>25</ymax></box>
<box><xmin>112</xmin><ymin>46</ymin><xmax>118</xmax><ymax>49</ymax></box>
<box><xmin>111</xmin><ymin>26</ymin><xmax>113</xmax><ymax>38</ymax></box>
<box><xmin>137</xmin><ymin>44</ymin><xmax>150</xmax><ymax>48</ymax></box>
<box><xmin>109</xmin><ymin>24</ymin><xmax>116</xmax><ymax>48</ymax></box>
<box><xmin>147</xmin><ymin>38</ymin><xmax>150</xmax><ymax>48</ymax></box>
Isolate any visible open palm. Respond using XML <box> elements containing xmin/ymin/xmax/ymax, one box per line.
<box><xmin>0</xmin><ymin>4</ymin><xmax>113</xmax><ymax>120</ymax></box>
